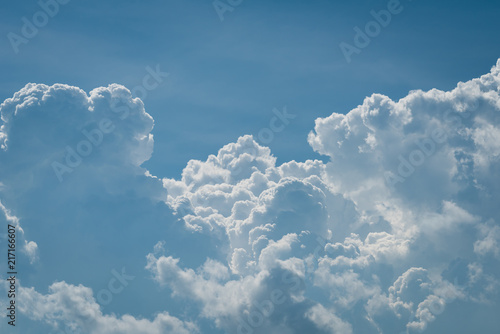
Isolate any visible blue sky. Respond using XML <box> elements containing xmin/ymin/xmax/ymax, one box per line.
<box><xmin>2</xmin><ymin>0</ymin><xmax>500</xmax><ymax>177</ymax></box>
<box><xmin>1</xmin><ymin>0</ymin><xmax>500</xmax><ymax>333</ymax></box>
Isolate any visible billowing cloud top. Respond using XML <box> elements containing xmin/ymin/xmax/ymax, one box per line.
<box><xmin>1</xmin><ymin>60</ymin><xmax>500</xmax><ymax>334</ymax></box>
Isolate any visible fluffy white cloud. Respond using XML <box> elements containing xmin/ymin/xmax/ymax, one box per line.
<box><xmin>0</xmin><ymin>83</ymin><xmax>164</xmax><ymax>201</ymax></box>
<box><xmin>0</xmin><ymin>83</ymin><xmax>154</xmax><ymax>164</ymax></box>
<box><xmin>309</xmin><ymin>60</ymin><xmax>500</xmax><ymax>215</ymax></box>
<box><xmin>158</xmin><ymin>136</ymin><xmax>416</xmax><ymax>332</ymax></box>
<box><xmin>0</xmin><ymin>83</ymin><xmax>170</xmax><ymax>334</ymax></box>
<box><xmin>0</xmin><ymin>200</ymin><xmax>38</xmax><ymax>264</ymax></box>
<box><xmin>14</xmin><ymin>281</ymin><xmax>198</xmax><ymax>334</ymax></box>
<box><xmin>305</xmin><ymin>304</ymin><xmax>353</xmax><ymax>334</ymax></box>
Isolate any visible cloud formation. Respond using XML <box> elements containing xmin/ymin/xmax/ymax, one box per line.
<box><xmin>16</xmin><ymin>281</ymin><xmax>198</xmax><ymax>334</ymax></box>
<box><xmin>1</xmin><ymin>60</ymin><xmax>500</xmax><ymax>333</ymax></box>
<box><xmin>158</xmin><ymin>59</ymin><xmax>500</xmax><ymax>333</ymax></box>
<box><xmin>0</xmin><ymin>83</ymin><xmax>162</xmax><ymax>201</ymax></box>
<box><xmin>0</xmin><ymin>200</ymin><xmax>38</xmax><ymax>264</ymax></box>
